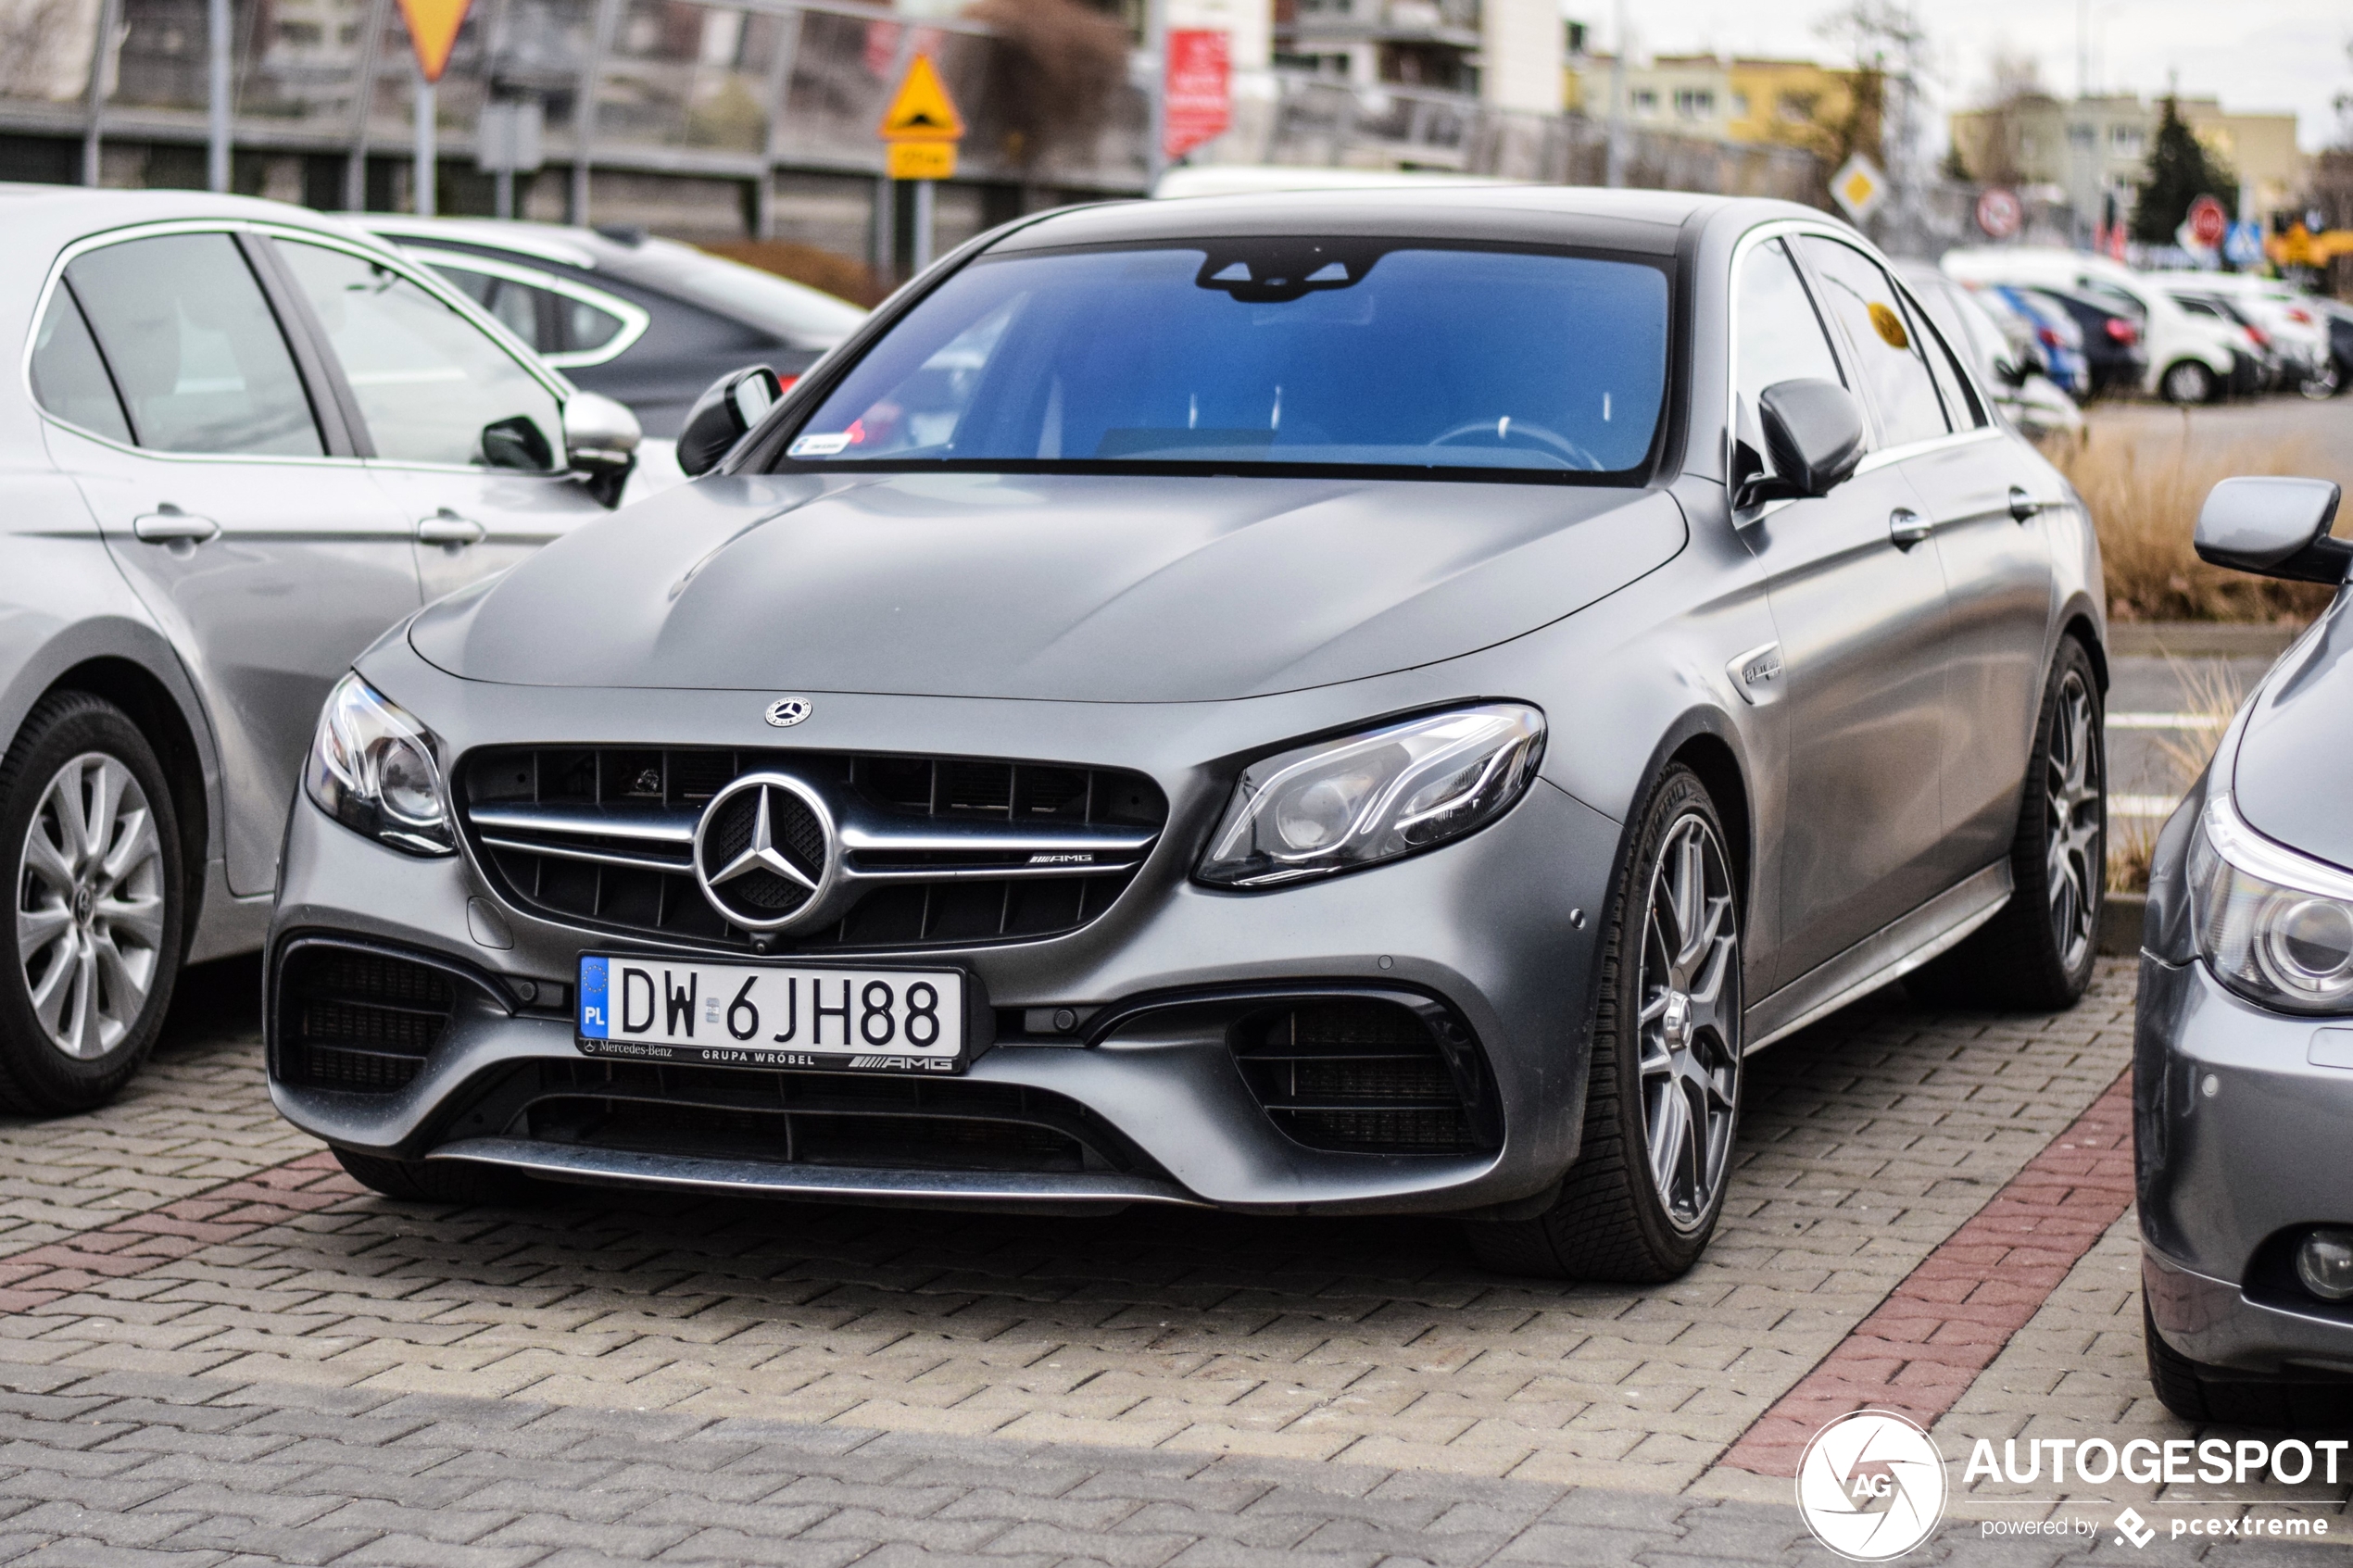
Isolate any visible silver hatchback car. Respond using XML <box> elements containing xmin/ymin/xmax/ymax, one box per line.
<box><xmin>269</xmin><ymin>189</ymin><xmax>2108</xmax><ymax>1279</ymax></box>
<box><xmin>0</xmin><ymin>186</ymin><xmax>641</xmax><ymax>1113</ymax></box>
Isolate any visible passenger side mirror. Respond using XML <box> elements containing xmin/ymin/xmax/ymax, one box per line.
<box><xmin>1753</xmin><ymin>379</ymin><xmax>1866</xmax><ymax>501</ymax></box>
<box><xmin>1992</xmin><ymin>354</ymin><xmax>2031</xmax><ymax>388</ymax></box>
<box><xmin>677</xmin><ymin>365</ymin><xmax>784</xmax><ymax>478</ymax></box>
<box><xmin>562</xmin><ymin>391</ymin><xmax>642</xmax><ymax>509</ymax></box>
<box><xmin>2195</xmin><ymin>477</ymin><xmax>2350</xmax><ymax>584</ymax></box>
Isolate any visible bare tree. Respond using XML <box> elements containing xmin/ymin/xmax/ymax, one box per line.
<box><xmin>961</xmin><ymin>0</ymin><xmax>1131</xmax><ymax>170</ymax></box>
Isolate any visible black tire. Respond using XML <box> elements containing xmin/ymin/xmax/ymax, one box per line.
<box><xmin>2145</xmin><ymin>1302</ymin><xmax>2353</xmax><ymax>1429</ymax></box>
<box><xmin>333</xmin><ymin>1147</ymin><xmax>541</xmax><ymax>1206</ymax></box>
<box><xmin>0</xmin><ymin>693</ymin><xmax>184</xmax><ymax>1114</ymax></box>
<box><xmin>1465</xmin><ymin>765</ymin><xmax>1742</xmax><ymax>1282</ymax></box>
<box><xmin>2160</xmin><ymin>359</ymin><xmax>2217</xmax><ymax>405</ymax></box>
<box><xmin>1907</xmin><ymin>638</ymin><xmax>2103</xmax><ymax>1012</ymax></box>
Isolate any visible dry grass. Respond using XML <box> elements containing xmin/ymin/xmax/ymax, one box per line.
<box><xmin>2057</xmin><ymin>426</ymin><xmax>2335</xmax><ymax>623</ymax></box>
<box><xmin>2107</xmin><ymin>657</ymin><xmax>2245</xmax><ymax>893</ymax></box>
<box><xmin>699</xmin><ymin>240</ymin><xmax>885</xmax><ymax>308</ymax></box>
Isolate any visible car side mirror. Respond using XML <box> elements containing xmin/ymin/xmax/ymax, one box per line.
<box><xmin>562</xmin><ymin>391</ymin><xmax>642</xmax><ymax>509</ymax></box>
<box><xmin>2194</xmin><ymin>477</ymin><xmax>2350</xmax><ymax>584</ymax></box>
<box><xmin>677</xmin><ymin>365</ymin><xmax>784</xmax><ymax>478</ymax></box>
<box><xmin>1753</xmin><ymin>378</ymin><xmax>1865</xmax><ymax>501</ymax></box>
<box><xmin>1992</xmin><ymin>354</ymin><xmax>2030</xmax><ymax>388</ymax></box>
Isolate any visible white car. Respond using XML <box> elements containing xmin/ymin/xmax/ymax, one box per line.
<box><xmin>2146</xmin><ymin>271</ymin><xmax>2338</xmax><ymax>399</ymax></box>
<box><xmin>1941</xmin><ymin>247</ymin><xmax>2246</xmax><ymax>404</ymax></box>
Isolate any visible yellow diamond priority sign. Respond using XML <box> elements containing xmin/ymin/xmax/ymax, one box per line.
<box><xmin>879</xmin><ymin>54</ymin><xmax>965</xmax><ymax>143</ymax></box>
<box><xmin>1830</xmin><ymin>154</ymin><xmax>1885</xmax><ymax>223</ymax></box>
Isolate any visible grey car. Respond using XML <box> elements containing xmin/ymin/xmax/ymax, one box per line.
<box><xmin>0</xmin><ymin>184</ymin><xmax>643</xmax><ymax>1113</ymax></box>
<box><xmin>2138</xmin><ymin>475</ymin><xmax>2353</xmax><ymax>1422</ymax></box>
<box><xmin>268</xmin><ymin>189</ymin><xmax>2108</xmax><ymax>1280</ymax></box>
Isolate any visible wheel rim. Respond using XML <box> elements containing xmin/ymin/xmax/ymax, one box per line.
<box><xmin>16</xmin><ymin>753</ymin><xmax>166</xmax><ymax>1060</ymax></box>
<box><xmin>1636</xmin><ymin>812</ymin><xmax>1742</xmax><ymax>1235</ymax></box>
<box><xmin>2044</xmin><ymin>672</ymin><xmax>2103</xmax><ymax>976</ymax></box>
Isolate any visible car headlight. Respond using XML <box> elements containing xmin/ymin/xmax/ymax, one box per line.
<box><xmin>1196</xmin><ymin>705</ymin><xmax>1544</xmax><ymax>889</ymax></box>
<box><xmin>305</xmin><ymin>673</ymin><xmax>455</xmax><ymax>857</ymax></box>
<box><xmin>2190</xmin><ymin>795</ymin><xmax>2353</xmax><ymax>1013</ymax></box>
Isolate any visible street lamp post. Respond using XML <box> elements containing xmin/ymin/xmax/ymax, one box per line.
<box><xmin>206</xmin><ymin>0</ymin><xmax>230</xmax><ymax>191</ymax></box>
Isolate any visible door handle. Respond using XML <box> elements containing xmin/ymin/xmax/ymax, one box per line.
<box><xmin>1888</xmin><ymin>508</ymin><xmax>1932</xmax><ymax>548</ymax></box>
<box><xmin>132</xmin><ymin>506</ymin><xmax>219</xmax><ymax>544</ymax></box>
<box><xmin>2007</xmin><ymin>485</ymin><xmax>2045</xmax><ymax>522</ymax></box>
<box><xmin>416</xmin><ymin>508</ymin><xmax>485</xmax><ymax>546</ymax></box>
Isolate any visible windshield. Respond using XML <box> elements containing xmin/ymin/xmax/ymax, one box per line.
<box><xmin>778</xmin><ymin>242</ymin><xmax>1669</xmax><ymax>478</ymax></box>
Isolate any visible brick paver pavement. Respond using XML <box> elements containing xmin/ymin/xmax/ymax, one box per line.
<box><xmin>0</xmin><ymin>957</ymin><xmax>2337</xmax><ymax>1563</ymax></box>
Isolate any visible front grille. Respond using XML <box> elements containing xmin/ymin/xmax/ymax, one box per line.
<box><xmin>458</xmin><ymin>747</ymin><xmax>1166</xmax><ymax>953</ymax></box>
<box><xmin>1231</xmin><ymin>997</ymin><xmax>1489</xmax><ymax>1154</ymax></box>
<box><xmin>512</xmin><ymin>1058</ymin><xmax>1153</xmax><ymax>1176</ymax></box>
<box><xmin>274</xmin><ymin>946</ymin><xmax>458</xmax><ymax>1093</ymax></box>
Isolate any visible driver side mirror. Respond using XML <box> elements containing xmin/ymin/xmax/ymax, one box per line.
<box><xmin>562</xmin><ymin>391</ymin><xmax>642</xmax><ymax>509</ymax></box>
<box><xmin>2195</xmin><ymin>476</ymin><xmax>2349</xmax><ymax>583</ymax></box>
<box><xmin>677</xmin><ymin>365</ymin><xmax>785</xmax><ymax>478</ymax></box>
<box><xmin>1992</xmin><ymin>354</ymin><xmax>2031</xmax><ymax>388</ymax></box>
<box><xmin>1738</xmin><ymin>379</ymin><xmax>1866</xmax><ymax>508</ymax></box>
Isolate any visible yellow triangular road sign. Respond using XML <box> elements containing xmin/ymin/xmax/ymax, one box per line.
<box><xmin>396</xmin><ymin>0</ymin><xmax>471</xmax><ymax>82</ymax></box>
<box><xmin>879</xmin><ymin>54</ymin><xmax>964</xmax><ymax>142</ymax></box>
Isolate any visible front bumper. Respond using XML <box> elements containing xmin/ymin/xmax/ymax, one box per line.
<box><xmin>271</xmin><ymin>743</ymin><xmax>1620</xmax><ymax>1217</ymax></box>
<box><xmin>2136</xmin><ymin>952</ymin><xmax>2353</xmax><ymax>1374</ymax></box>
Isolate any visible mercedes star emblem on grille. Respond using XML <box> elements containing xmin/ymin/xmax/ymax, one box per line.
<box><xmin>763</xmin><ymin>696</ymin><xmax>812</xmax><ymax>727</ymax></box>
<box><xmin>691</xmin><ymin>773</ymin><xmax>838</xmax><ymax>932</ymax></box>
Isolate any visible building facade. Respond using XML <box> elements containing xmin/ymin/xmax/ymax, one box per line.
<box><xmin>1948</xmin><ymin>92</ymin><xmax>2304</xmax><ymax>232</ymax></box>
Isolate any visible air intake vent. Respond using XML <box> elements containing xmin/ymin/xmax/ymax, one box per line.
<box><xmin>273</xmin><ymin>945</ymin><xmax>459</xmax><ymax>1093</ymax></box>
<box><xmin>1231</xmin><ymin>997</ymin><xmax>1494</xmax><ymax>1154</ymax></box>
<box><xmin>457</xmin><ymin>747</ymin><xmax>1166</xmax><ymax>954</ymax></box>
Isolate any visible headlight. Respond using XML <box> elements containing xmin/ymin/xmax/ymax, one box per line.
<box><xmin>305</xmin><ymin>673</ymin><xmax>455</xmax><ymax>857</ymax></box>
<box><xmin>1196</xmin><ymin>705</ymin><xmax>1544</xmax><ymax>888</ymax></box>
<box><xmin>2190</xmin><ymin>795</ymin><xmax>2353</xmax><ymax>1013</ymax></box>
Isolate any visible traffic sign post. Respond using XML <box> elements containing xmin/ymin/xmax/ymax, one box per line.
<box><xmin>2187</xmin><ymin>194</ymin><xmax>2229</xmax><ymax>251</ymax></box>
<box><xmin>1974</xmin><ymin>186</ymin><xmax>2022</xmax><ymax>242</ymax></box>
<box><xmin>396</xmin><ymin>0</ymin><xmax>472</xmax><ymax>217</ymax></box>
<box><xmin>877</xmin><ymin>54</ymin><xmax>963</xmax><ymax>277</ymax></box>
<box><xmin>1829</xmin><ymin>155</ymin><xmax>1885</xmax><ymax>225</ymax></box>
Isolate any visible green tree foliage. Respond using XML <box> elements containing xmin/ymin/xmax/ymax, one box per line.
<box><xmin>2132</xmin><ymin>94</ymin><xmax>2238</xmax><ymax>242</ymax></box>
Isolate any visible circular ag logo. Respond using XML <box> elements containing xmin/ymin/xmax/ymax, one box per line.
<box><xmin>764</xmin><ymin>696</ymin><xmax>813</xmax><ymax>728</ymax></box>
<box><xmin>1796</xmin><ymin>1411</ymin><xmax>1947</xmax><ymax>1562</ymax></box>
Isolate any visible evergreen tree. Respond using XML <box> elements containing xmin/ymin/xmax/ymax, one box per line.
<box><xmin>2132</xmin><ymin>94</ymin><xmax>2238</xmax><ymax>242</ymax></box>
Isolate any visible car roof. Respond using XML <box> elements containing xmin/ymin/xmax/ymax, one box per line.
<box><xmin>990</xmin><ymin>187</ymin><xmax>1818</xmax><ymax>260</ymax></box>
<box><xmin>0</xmin><ymin>182</ymin><xmax>389</xmax><ymax>251</ymax></box>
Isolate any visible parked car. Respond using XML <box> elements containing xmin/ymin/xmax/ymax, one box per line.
<box><xmin>361</xmin><ymin>218</ymin><xmax>867</xmax><ymax>438</ymax></box>
<box><xmin>2319</xmin><ymin>298</ymin><xmax>2353</xmax><ymax>389</ymax></box>
<box><xmin>2151</xmin><ymin>272</ymin><xmax>2340</xmax><ymax>399</ymax></box>
<box><xmin>0</xmin><ymin>186</ymin><xmax>644</xmax><ymax>1111</ymax></box>
<box><xmin>1986</xmin><ymin>284</ymin><xmax>2091</xmax><ymax>397</ymax></box>
<box><xmin>2017</xmin><ymin>285</ymin><xmax>2149</xmax><ymax>400</ymax></box>
<box><xmin>269</xmin><ymin>189</ymin><xmax>2108</xmax><ymax>1281</ymax></box>
<box><xmin>1943</xmin><ymin>246</ymin><xmax>2244</xmax><ymax>404</ymax></box>
<box><xmin>2165</xmin><ymin>288</ymin><xmax>2284</xmax><ymax>395</ymax></box>
<box><xmin>2138</xmin><ymin>474</ymin><xmax>2353</xmax><ymax>1424</ymax></box>
<box><xmin>1896</xmin><ymin>264</ymin><xmax>2084</xmax><ymax>444</ymax></box>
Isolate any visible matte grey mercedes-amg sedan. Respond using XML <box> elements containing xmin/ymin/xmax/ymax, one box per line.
<box><xmin>269</xmin><ymin>188</ymin><xmax>2108</xmax><ymax>1280</ymax></box>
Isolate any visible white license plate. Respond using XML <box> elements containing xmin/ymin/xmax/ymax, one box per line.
<box><xmin>576</xmin><ymin>954</ymin><xmax>966</xmax><ymax>1073</ymax></box>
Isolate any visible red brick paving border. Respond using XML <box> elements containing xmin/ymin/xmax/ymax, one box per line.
<box><xmin>0</xmin><ymin>1148</ymin><xmax>351</xmax><ymax>1312</ymax></box>
<box><xmin>1719</xmin><ymin>1066</ymin><xmax>2136</xmax><ymax>1477</ymax></box>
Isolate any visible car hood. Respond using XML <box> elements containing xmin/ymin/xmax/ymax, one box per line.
<box><xmin>2233</xmin><ymin>606</ymin><xmax>2353</xmax><ymax>872</ymax></box>
<box><xmin>409</xmin><ymin>471</ymin><xmax>1685</xmax><ymax>702</ymax></box>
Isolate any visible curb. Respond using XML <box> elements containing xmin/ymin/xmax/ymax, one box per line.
<box><xmin>2108</xmin><ymin>622</ymin><xmax>2302</xmax><ymax>659</ymax></box>
<box><xmin>2099</xmin><ymin>892</ymin><xmax>2146</xmax><ymax>958</ymax></box>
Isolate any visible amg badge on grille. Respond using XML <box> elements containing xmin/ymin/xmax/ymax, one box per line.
<box><xmin>764</xmin><ymin>696</ymin><xmax>813</xmax><ymax>727</ymax></box>
<box><xmin>691</xmin><ymin>773</ymin><xmax>838</xmax><ymax>932</ymax></box>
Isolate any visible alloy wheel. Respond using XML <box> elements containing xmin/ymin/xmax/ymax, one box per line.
<box><xmin>1636</xmin><ymin>812</ymin><xmax>1741</xmax><ymax>1234</ymax></box>
<box><xmin>15</xmin><ymin>753</ymin><xmax>167</xmax><ymax>1060</ymax></box>
<box><xmin>2044</xmin><ymin>672</ymin><xmax>2103</xmax><ymax>976</ymax></box>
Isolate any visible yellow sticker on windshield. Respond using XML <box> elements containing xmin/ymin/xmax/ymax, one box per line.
<box><xmin>1869</xmin><ymin>301</ymin><xmax>1910</xmax><ymax>350</ymax></box>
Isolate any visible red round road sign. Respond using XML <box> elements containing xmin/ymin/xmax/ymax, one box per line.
<box><xmin>2188</xmin><ymin>194</ymin><xmax>2229</xmax><ymax>249</ymax></box>
<box><xmin>1974</xmin><ymin>187</ymin><xmax>2022</xmax><ymax>240</ymax></box>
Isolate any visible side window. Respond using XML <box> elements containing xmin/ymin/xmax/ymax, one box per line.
<box><xmin>273</xmin><ymin>240</ymin><xmax>564</xmax><ymax>471</ymax></box>
<box><xmin>428</xmin><ymin>261</ymin><xmax>630</xmax><ymax>361</ymax></box>
<box><xmin>28</xmin><ymin>288</ymin><xmax>133</xmax><ymax>445</ymax></box>
<box><xmin>63</xmin><ymin>233</ymin><xmax>323</xmax><ymax>457</ymax></box>
<box><xmin>1906</xmin><ymin>285</ymin><xmax>1984</xmax><ymax>430</ymax></box>
<box><xmin>1793</xmin><ymin>236</ymin><xmax>1950</xmax><ymax>448</ymax></box>
<box><xmin>1732</xmin><ymin>238</ymin><xmax>1844</xmax><ymax>485</ymax></box>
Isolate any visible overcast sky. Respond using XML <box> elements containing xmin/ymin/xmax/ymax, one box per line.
<box><xmin>1576</xmin><ymin>0</ymin><xmax>2352</xmax><ymax>152</ymax></box>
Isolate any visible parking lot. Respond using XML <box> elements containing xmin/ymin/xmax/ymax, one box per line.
<box><xmin>0</xmin><ymin>948</ymin><xmax>2325</xmax><ymax>1565</ymax></box>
